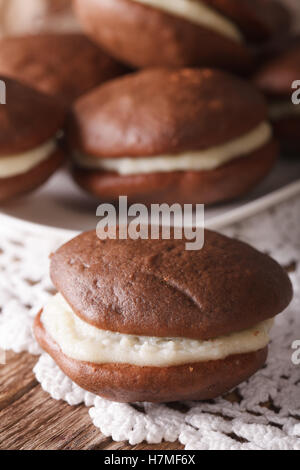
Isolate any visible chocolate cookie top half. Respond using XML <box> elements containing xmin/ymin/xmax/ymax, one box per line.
<box><xmin>68</xmin><ymin>68</ymin><xmax>267</xmax><ymax>158</ymax></box>
<box><xmin>50</xmin><ymin>230</ymin><xmax>293</xmax><ymax>340</ymax></box>
<box><xmin>0</xmin><ymin>77</ymin><xmax>65</xmax><ymax>156</ymax></box>
<box><xmin>254</xmin><ymin>44</ymin><xmax>300</xmax><ymax>97</ymax></box>
<box><xmin>202</xmin><ymin>0</ymin><xmax>290</xmax><ymax>42</ymax></box>
<box><xmin>0</xmin><ymin>34</ymin><xmax>127</xmax><ymax>105</ymax></box>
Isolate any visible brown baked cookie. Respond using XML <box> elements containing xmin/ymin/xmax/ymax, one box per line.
<box><xmin>0</xmin><ymin>34</ymin><xmax>127</xmax><ymax>105</ymax></box>
<box><xmin>255</xmin><ymin>34</ymin><xmax>300</xmax><ymax>67</ymax></box>
<box><xmin>73</xmin><ymin>0</ymin><xmax>290</xmax><ymax>72</ymax></box>
<box><xmin>35</xmin><ymin>315</ymin><xmax>269</xmax><ymax>403</ymax></box>
<box><xmin>73</xmin><ymin>0</ymin><xmax>251</xmax><ymax>72</ymax></box>
<box><xmin>203</xmin><ymin>0</ymin><xmax>290</xmax><ymax>42</ymax></box>
<box><xmin>254</xmin><ymin>39</ymin><xmax>300</xmax><ymax>154</ymax></box>
<box><xmin>0</xmin><ymin>77</ymin><xmax>66</xmax><ymax>201</ymax></box>
<box><xmin>67</xmin><ymin>68</ymin><xmax>278</xmax><ymax>205</ymax></box>
<box><xmin>34</xmin><ymin>230</ymin><xmax>293</xmax><ymax>402</ymax></box>
<box><xmin>73</xmin><ymin>141</ymin><xmax>278</xmax><ymax>205</ymax></box>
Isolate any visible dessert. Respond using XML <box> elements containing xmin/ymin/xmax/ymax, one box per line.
<box><xmin>0</xmin><ymin>33</ymin><xmax>127</xmax><ymax>105</ymax></box>
<box><xmin>34</xmin><ymin>229</ymin><xmax>293</xmax><ymax>403</ymax></box>
<box><xmin>73</xmin><ymin>0</ymin><xmax>290</xmax><ymax>72</ymax></box>
<box><xmin>68</xmin><ymin>68</ymin><xmax>278</xmax><ymax>205</ymax></box>
<box><xmin>0</xmin><ymin>77</ymin><xmax>65</xmax><ymax>201</ymax></box>
<box><xmin>254</xmin><ymin>38</ymin><xmax>300</xmax><ymax>154</ymax></box>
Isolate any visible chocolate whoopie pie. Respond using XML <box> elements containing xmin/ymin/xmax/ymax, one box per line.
<box><xmin>254</xmin><ymin>38</ymin><xmax>300</xmax><ymax>154</ymax></box>
<box><xmin>68</xmin><ymin>68</ymin><xmax>278</xmax><ymax>205</ymax></box>
<box><xmin>0</xmin><ymin>34</ymin><xmax>127</xmax><ymax>105</ymax></box>
<box><xmin>73</xmin><ymin>0</ymin><xmax>290</xmax><ymax>72</ymax></box>
<box><xmin>34</xmin><ymin>229</ymin><xmax>293</xmax><ymax>403</ymax></box>
<box><xmin>0</xmin><ymin>77</ymin><xmax>65</xmax><ymax>201</ymax></box>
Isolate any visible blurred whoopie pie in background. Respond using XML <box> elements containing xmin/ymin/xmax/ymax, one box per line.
<box><xmin>255</xmin><ymin>34</ymin><xmax>300</xmax><ymax>65</ymax></box>
<box><xmin>67</xmin><ymin>68</ymin><xmax>278</xmax><ymax>205</ymax></box>
<box><xmin>254</xmin><ymin>37</ymin><xmax>300</xmax><ymax>155</ymax></box>
<box><xmin>0</xmin><ymin>77</ymin><xmax>65</xmax><ymax>201</ymax></box>
<box><xmin>73</xmin><ymin>0</ymin><xmax>290</xmax><ymax>73</ymax></box>
<box><xmin>0</xmin><ymin>0</ymin><xmax>78</xmax><ymax>37</ymax></box>
<box><xmin>34</xmin><ymin>229</ymin><xmax>293</xmax><ymax>403</ymax></box>
<box><xmin>0</xmin><ymin>33</ymin><xmax>128</xmax><ymax>105</ymax></box>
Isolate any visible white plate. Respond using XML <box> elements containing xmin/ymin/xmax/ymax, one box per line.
<box><xmin>1</xmin><ymin>158</ymin><xmax>300</xmax><ymax>238</ymax></box>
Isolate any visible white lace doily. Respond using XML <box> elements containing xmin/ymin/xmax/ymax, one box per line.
<box><xmin>1</xmin><ymin>195</ymin><xmax>300</xmax><ymax>450</ymax></box>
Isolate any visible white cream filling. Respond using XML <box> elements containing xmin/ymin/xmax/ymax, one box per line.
<box><xmin>41</xmin><ymin>294</ymin><xmax>272</xmax><ymax>367</ymax></box>
<box><xmin>131</xmin><ymin>0</ymin><xmax>242</xmax><ymax>42</ymax></box>
<box><xmin>0</xmin><ymin>139</ymin><xmax>57</xmax><ymax>178</ymax></box>
<box><xmin>269</xmin><ymin>101</ymin><xmax>300</xmax><ymax>121</ymax></box>
<box><xmin>75</xmin><ymin>122</ymin><xmax>272</xmax><ymax>176</ymax></box>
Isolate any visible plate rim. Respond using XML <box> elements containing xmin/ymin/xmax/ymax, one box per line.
<box><xmin>1</xmin><ymin>179</ymin><xmax>300</xmax><ymax>238</ymax></box>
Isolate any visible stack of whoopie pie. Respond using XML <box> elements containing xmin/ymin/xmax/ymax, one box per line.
<box><xmin>0</xmin><ymin>0</ymin><xmax>294</xmax><ymax>203</ymax></box>
<box><xmin>0</xmin><ymin>32</ymin><xmax>127</xmax><ymax>200</ymax></box>
<box><xmin>65</xmin><ymin>0</ymin><xmax>296</xmax><ymax>204</ymax></box>
<box><xmin>5</xmin><ymin>0</ymin><xmax>292</xmax><ymax>407</ymax></box>
<box><xmin>34</xmin><ymin>230</ymin><xmax>293</xmax><ymax>403</ymax></box>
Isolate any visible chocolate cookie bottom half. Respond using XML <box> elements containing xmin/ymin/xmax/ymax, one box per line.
<box><xmin>35</xmin><ymin>311</ymin><xmax>268</xmax><ymax>403</ymax></box>
<box><xmin>73</xmin><ymin>140</ymin><xmax>277</xmax><ymax>205</ymax></box>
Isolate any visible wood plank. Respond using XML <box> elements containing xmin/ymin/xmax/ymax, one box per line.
<box><xmin>0</xmin><ymin>386</ymin><xmax>108</xmax><ymax>450</ymax></box>
<box><xmin>0</xmin><ymin>352</ymin><xmax>183</xmax><ymax>450</ymax></box>
<box><xmin>0</xmin><ymin>352</ymin><xmax>38</xmax><ymax>410</ymax></box>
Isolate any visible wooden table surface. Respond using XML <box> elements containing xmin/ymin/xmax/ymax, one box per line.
<box><xmin>0</xmin><ymin>351</ymin><xmax>184</xmax><ymax>450</ymax></box>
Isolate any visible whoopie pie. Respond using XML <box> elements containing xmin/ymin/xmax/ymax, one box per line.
<box><xmin>0</xmin><ymin>77</ymin><xmax>65</xmax><ymax>201</ymax></box>
<box><xmin>0</xmin><ymin>34</ymin><xmax>127</xmax><ymax>105</ymax></box>
<box><xmin>73</xmin><ymin>0</ymin><xmax>290</xmax><ymax>73</ymax></box>
<box><xmin>68</xmin><ymin>68</ymin><xmax>278</xmax><ymax>205</ymax></box>
<box><xmin>34</xmin><ymin>229</ymin><xmax>293</xmax><ymax>403</ymax></box>
<box><xmin>254</xmin><ymin>38</ymin><xmax>300</xmax><ymax>154</ymax></box>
